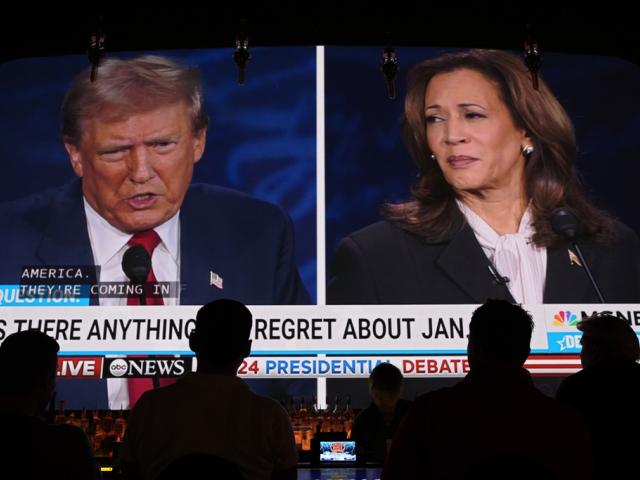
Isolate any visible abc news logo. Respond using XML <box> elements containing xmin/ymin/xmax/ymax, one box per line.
<box><xmin>105</xmin><ymin>357</ymin><xmax>191</xmax><ymax>378</ymax></box>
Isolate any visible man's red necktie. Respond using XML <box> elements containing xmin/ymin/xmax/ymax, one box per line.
<box><xmin>126</xmin><ymin>230</ymin><xmax>163</xmax><ymax>306</ymax></box>
<box><xmin>126</xmin><ymin>230</ymin><xmax>175</xmax><ymax>407</ymax></box>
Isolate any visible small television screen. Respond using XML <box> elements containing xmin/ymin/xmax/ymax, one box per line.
<box><xmin>319</xmin><ymin>440</ymin><xmax>357</xmax><ymax>463</ymax></box>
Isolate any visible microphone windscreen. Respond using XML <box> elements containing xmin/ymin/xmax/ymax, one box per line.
<box><xmin>550</xmin><ymin>207</ymin><xmax>580</xmax><ymax>241</ymax></box>
<box><xmin>122</xmin><ymin>245</ymin><xmax>151</xmax><ymax>284</ymax></box>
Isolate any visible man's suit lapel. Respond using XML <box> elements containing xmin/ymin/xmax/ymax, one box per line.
<box><xmin>34</xmin><ymin>180</ymin><xmax>98</xmax><ymax>305</ymax></box>
<box><xmin>179</xmin><ymin>187</ymin><xmax>225</xmax><ymax>306</ymax></box>
<box><xmin>34</xmin><ymin>181</ymin><xmax>107</xmax><ymax>406</ymax></box>
<box><xmin>434</xmin><ymin>225</ymin><xmax>515</xmax><ymax>303</ymax></box>
<box><xmin>34</xmin><ymin>182</ymin><xmax>229</xmax><ymax>307</ymax></box>
<box><xmin>35</xmin><ymin>180</ymin><xmax>95</xmax><ymax>267</ymax></box>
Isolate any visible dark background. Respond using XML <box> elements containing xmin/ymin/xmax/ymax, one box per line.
<box><xmin>2</xmin><ymin>5</ymin><xmax>638</xmax><ymax>65</ymax></box>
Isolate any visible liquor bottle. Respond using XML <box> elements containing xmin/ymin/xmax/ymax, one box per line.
<box><xmin>53</xmin><ymin>400</ymin><xmax>67</xmax><ymax>425</ymax></box>
<box><xmin>80</xmin><ymin>408</ymin><xmax>90</xmax><ymax>433</ymax></box>
<box><xmin>343</xmin><ymin>395</ymin><xmax>354</xmax><ymax>438</ymax></box>
<box><xmin>288</xmin><ymin>397</ymin><xmax>299</xmax><ymax>421</ymax></box>
<box><xmin>320</xmin><ymin>396</ymin><xmax>331</xmax><ymax>433</ymax></box>
<box><xmin>331</xmin><ymin>395</ymin><xmax>343</xmax><ymax>433</ymax></box>
<box><xmin>298</xmin><ymin>396</ymin><xmax>308</xmax><ymax>418</ymax></box>
<box><xmin>102</xmin><ymin>410</ymin><xmax>117</xmax><ymax>458</ymax></box>
<box><xmin>66</xmin><ymin>410</ymin><xmax>82</xmax><ymax>428</ymax></box>
<box><xmin>103</xmin><ymin>410</ymin><xmax>116</xmax><ymax>439</ymax></box>
<box><xmin>92</xmin><ymin>409</ymin><xmax>105</xmax><ymax>455</ymax></box>
<box><xmin>288</xmin><ymin>397</ymin><xmax>302</xmax><ymax>448</ymax></box>
<box><xmin>308</xmin><ymin>396</ymin><xmax>319</xmax><ymax>437</ymax></box>
<box><xmin>85</xmin><ymin>413</ymin><xmax>96</xmax><ymax>454</ymax></box>
<box><xmin>298</xmin><ymin>397</ymin><xmax>312</xmax><ymax>451</ymax></box>
<box><xmin>114</xmin><ymin>407</ymin><xmax>127</xmax><ymax>442</ymax></box>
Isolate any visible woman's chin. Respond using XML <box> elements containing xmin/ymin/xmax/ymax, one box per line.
<box><xmin>448</xmin><ymin>180</ymin><xmax>486</xmax><ymax>195</ymax></box>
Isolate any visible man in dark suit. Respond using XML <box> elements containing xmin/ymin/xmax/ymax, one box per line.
<box><xmin>0</xmin><ymin>55</ymin><xmax>309</xmax><ymax>408</ymax></box>
<box><xmin>0</xmin><ymin>179</ymin><xmax>308</xmax><ymax>306</ymax></box>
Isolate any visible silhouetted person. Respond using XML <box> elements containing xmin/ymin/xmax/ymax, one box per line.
<box><xmin>0</xmin><ymin>330</ymin><xmax>99</xmax><ymax>479</ymax></box>
<box><xmin>382</xmin><ymin>299</ymin><xmax>593</xmax><ymax>480</ymax></box>
<box><xmin>351</xmin><ymin>362</ymin><xmax>411</xmax><ymax>464</ymax></box>
<box><xmin>557</xmin><ymin>314</ymin><xmax>640</xmax><ymax>479</ymax></box>
<box><xmin>121</xmin><ymin>299</ymin><xmax>297</xmax><ymax>480</ymax></box>
<box><xmin>157</xmin><ymin>453</ymin><xmax>246</xmax><ymax>480</ymax></box>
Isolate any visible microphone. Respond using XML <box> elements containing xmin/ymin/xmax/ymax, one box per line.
<box><xmin>550</xmin><ymin>208</ymin><xmax>606</xmax><ymax>303</ymax></box>
<box><xmin>550</xmin><ymin>207</ymin><xmax>579</xmax><ymax>241</ymax></box>
<box><xmin>122</xmin><ymin>245</ymin><xmax>151</xmax><ymax>284</ymax></box>
<box><xmin>487</xmin><ymin>263</ymin><xmax>510</xmax><ymax>286</ymax></box>
<box><xmin>121</xmin><ymin>245</ymin><xmax>158</xmax><ymax>386</ymax></box>
<box><xmin>122</xmin><ymin>245</ymin><xmax>151</xmax><ymax>305</ymax></box>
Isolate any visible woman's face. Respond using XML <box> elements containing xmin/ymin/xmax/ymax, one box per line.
<box><xmin>424</xmin><ymin>68</ymin><xmax>530</xmax><ymax>196</ymax></box>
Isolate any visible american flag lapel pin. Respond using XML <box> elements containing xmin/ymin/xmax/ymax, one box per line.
<box><xmin>568</xmin><ymin>249</ymin><xmax>582</xmax><ymax>267</ymax></box>
<box><xmin>209</xmin><ymin>271</ymin><xmax>224</xmax><ymax>289</ymax></box>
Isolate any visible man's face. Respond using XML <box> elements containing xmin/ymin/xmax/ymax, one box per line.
<box><xmin>32</xmin><ymin>360</ymin><xmax>57</xmax><ymax>415</ymax></box>
<box><xmin>370</xmin><ymin>385</ymin><xmax>401</xmax><ymax>416</ymax></box>
<box><xmin>65</xmin><ymin>103</ymin><xmax>206</xmax><ymax>233</ymax></box>
<box><xmin>579</xmin><ymin>334</ymin><xmax>596</xmax><ymax>368</ymax></box>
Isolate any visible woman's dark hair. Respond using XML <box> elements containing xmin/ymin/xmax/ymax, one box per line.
<box><xmin>383</xmin><ymin>49</ymin><xmax>615</xmax><ymax>247</ymax></box>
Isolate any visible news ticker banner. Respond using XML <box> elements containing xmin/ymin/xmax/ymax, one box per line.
<box><xmin>1</xmin><ymin>304</ymin><xmax>638</xmax><ymax>356</ymax></box>
<box><xmin>0</xmin><ymin>282</ymin><xmax>181</xmax><ymax>307</ymax></box>
<box><xmin>57</xmin><ymin>355</ymin><xmax>583</xmax><ymax>379</ymax></box>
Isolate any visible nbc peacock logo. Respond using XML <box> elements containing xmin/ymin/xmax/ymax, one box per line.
<box><xmin>552</xmin><ymin>310</ymin><xmax>579</xmax><ymax>327</ymax></box>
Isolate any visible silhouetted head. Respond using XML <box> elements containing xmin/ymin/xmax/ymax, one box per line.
<box><xmin>468</xmin><ymin>299</ymin><xmax>533</xmax><ymax>369</ymax></box>
<box><xmin>158</xmin><ymin>453</ymin><xmax>245</xmax><ymax>480</ymax></box>
<box><xmin>368</xmin><ymin>362</ymin><xmax>403</xmax><ymax>416</ymax></box>
<box><xmin>0</xmin><ymin>330</ymin><xmax>60</xmax><ymax>413</ymax></box>
<box><xmin>189</xmin><ymin>299</ymin><xmax>252</xmax><ymax>372</ymax></box>
<box><xmin>465</xmin><ymin>452</ymin><xmax>557</xmax><ymax>480</ymax></box>
<box><xmin>578</xmin><ymin>313</ymin><xmax>640</xmax><ymax>368</ymax></box>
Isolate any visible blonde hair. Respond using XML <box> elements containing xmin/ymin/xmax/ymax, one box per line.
<box><xmin>62</xmin><ymin>55</ymin><xmax>209</xmax><ymax>144</ymax></box>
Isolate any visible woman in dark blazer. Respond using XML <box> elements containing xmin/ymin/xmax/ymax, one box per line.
<box><xmin>328</xmin><ymin>49</ymin><xmax>640</xmax><ymax>305</ymax></box>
